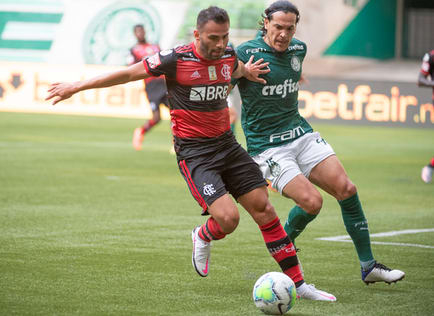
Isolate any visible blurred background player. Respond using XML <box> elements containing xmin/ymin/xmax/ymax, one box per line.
<box><xmin>417</xmin><ymin>50</ymin><xmax>434</xmax><ymax>183</ymax></box>
<box><xmin>421</xmin><ymin>158</ymin><xmax>434</xmax><ymax>183</ymax></box>
<box><xmin>129</xmin><ymin>24</ymin><xmax>169</xmax><ymax>151</ymax></box>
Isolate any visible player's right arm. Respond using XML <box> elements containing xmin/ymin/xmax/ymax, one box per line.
<box><xmin>46</xmin><ymin>61</ymin><xmax>151</xmax><ymax>105</ymax></box>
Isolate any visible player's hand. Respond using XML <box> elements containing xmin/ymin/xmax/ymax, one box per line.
<box><xmin>45</xmin><ymin>82</ymin><xmax>77</xmax><ymax>105</ymax></box>
<box><xmin>299</xmin><ymin>74</ymin><xmax>309</xmax><ymax>85</ymax></box>
<box><xmin>244</xmin><ymin>55</ymin><xmax>270</xmax><ymax>84</ymax></box>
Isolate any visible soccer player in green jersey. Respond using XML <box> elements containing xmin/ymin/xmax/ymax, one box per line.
<box><xmin>230</xmin><ymin>0</ymin><xmax>405</xmax><ymax>285</ymax></box>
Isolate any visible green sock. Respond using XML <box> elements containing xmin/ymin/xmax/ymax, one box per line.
<box><xmin>284</xmin><ymin>206</ymin><xmax>317</xmax><ymax>243</ymax></box>
<box><xmin>339</xmin><ymin>193</ymin><xmax>375</xmax><ymax>270</ymax></box>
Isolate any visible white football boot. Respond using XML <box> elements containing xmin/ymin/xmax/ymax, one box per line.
<box><xmin>362</xmin><ymin>262</ymin><xmax>405</xmax><ymax>285</ymax></box>
<box><xmin>421</xmin><ymin>165</ymin><xmax>433</xmax><ymax>183</ymax></box>
<box><xmin>191</xmin><ymin>226</ymin><xmax>211</xmax><ymax>277</ymax></box>
<box><xmin>296</xmin><ymin>283</ymin><xmax>337</xmax><ymax>301</ymax></box>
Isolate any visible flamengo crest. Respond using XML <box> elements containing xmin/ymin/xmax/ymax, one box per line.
<box><xmin>221</xmin><ymin>64</ymin><xmax>231</xmax><ymax>80</ymax></box>
<box><xmin>203</xmin><ymin>184</ymin><xmax>216</xmax><ymax>196</ymax></box>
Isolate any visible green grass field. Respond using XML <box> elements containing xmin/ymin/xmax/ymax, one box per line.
<box><xmin>1</xmin><ymin>112</ymin><xmax>433</xmax><ymax>315</ymax></box>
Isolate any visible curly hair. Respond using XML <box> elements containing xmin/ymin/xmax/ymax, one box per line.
<box><xmin>259</xmin><ymin>0</ymin><xmax>300</xmax><ymax>36</ymax></box>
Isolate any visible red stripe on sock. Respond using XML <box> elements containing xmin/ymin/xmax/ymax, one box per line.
<box><xmin>206</xmin><ymin>217</ymin><xmax>226</xmax><ymax>240</ymax></box>
<box><xmin>198</xmin><ymin>218</ymin><xmax>226</xmax><ymax>241</ymax></box>
<box><xmin>143</xmin><ymin>119</ymin><xmax>157</xmax><ymax>133</ymax></box>
<box><xmin>260</xmin><ymin>217</ymin><xmax>303</xmax><ymax>284</ymax></box>
<box><xmin>284</xmin><ymin>266</ymin><xmax>304</xmax><ymax>284</ymax></box>
<box><xmin>198</xmin><ymin>226</ymin><xmax>211</xmax><ymax>242</ymax></box>
<box><xmin>259</xmin><ymin>217</ymin><xmax>282</xmax><ymax>243</ymax></box>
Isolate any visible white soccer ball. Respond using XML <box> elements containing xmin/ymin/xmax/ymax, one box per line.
<box><xmin>252</xmin><ymin>272</ymin><xmax>297</xmax><ymax>315</ymax></box>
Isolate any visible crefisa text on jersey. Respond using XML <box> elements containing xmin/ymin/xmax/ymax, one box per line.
<box><xmin>262</xmin><ymin>79</ymin><xmax>300</xmax><ymax>98</ymax></box>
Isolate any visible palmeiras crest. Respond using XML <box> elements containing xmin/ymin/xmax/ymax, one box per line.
<box><xmin>266</xmin><ymin>158</ymin><xmax>281</xmax><ymax>177</ymax></box>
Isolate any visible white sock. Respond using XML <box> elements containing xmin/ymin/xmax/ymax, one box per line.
<box><xmin>296</xmin><ymin>282</ymin><xmax>308</xmax><ymax>294</ymax></box>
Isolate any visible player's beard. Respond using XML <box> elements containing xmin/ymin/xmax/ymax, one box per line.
<box><xmin>200</xmin><ymin>41</ymin><xmax>224</xmax><ymax>60</ymax></box>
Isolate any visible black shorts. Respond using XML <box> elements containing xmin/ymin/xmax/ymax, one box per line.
<box><xmin>145</xmin><ymin>78</ymin><xmax>168</xmax><ymax>111</ymax></box>
<box><xmin>178</xmin><ymin>140</ymin><xmax>267</xmax><ymax>215</ymax></box>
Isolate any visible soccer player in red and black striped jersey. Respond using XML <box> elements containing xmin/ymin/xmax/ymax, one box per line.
<box><xmin>418</xmin><ymin>50</ymin><xmax>434</xmax><ymax>183</ymax></box>
<box><xmin>128</xmin><ymin>24</ymin><xmax>169</xmax><ymax>151</ymax></box>
<box><xmin>46</xmin><ymin>6</ymin><xmax>335</xmax><ymax>301</ymax></box>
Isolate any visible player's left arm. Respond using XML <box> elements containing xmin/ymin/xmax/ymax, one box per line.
<box><xmin>232</xmin><ymin>55</ymin><xmax>269</xmax><ymax>84</ymax></box>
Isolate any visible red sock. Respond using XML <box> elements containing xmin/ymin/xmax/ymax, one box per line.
<box><xmin>259</xmin><ymin>217</ymin><xmax>304</xmax><ymax>286</ymax></box>
<box><xmin>198</xmin><ymin>217</ymin><xmax>226</xmax><ymax>242</ymax></box>
<box><xmin>143</xmin><ymin>119</ymin><xmax>157</xmax><ymax>133</ymax></box>
<box><xmin>430</xmin><ymin>158</ymin><xmax>434</xmax><ymax>168</ymax></box>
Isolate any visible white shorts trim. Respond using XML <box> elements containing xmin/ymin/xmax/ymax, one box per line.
<box><xmin>252</xmin><ymin>132</ymin><xmax>335</xmax><ymax>193</ymax></box>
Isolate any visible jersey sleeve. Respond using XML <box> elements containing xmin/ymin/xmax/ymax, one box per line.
<box><xmin>143</xmin><ymin>49</ymin><xmax>177</xmax><ymax>78</ymax></box>
<box><xmin>233</xmin><ymin>51</ymin><xmax>239</xmax><ymax>73</ymax></box>
<box><xmin>230</xmin><ymin>45</ymin><xmax>249</xmax><ymax>86</ymax></box>
<box><xmin>301</xmin><ymin>42</ymin><xmax>307</xmax><ymax>63</ymax></box>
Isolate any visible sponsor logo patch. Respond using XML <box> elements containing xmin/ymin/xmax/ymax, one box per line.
<box><xmin>147</xmin><ymin>53</ymin><xmax>161</xmax><ymax>69</ymax></box>
<box><xmin>160</xmin><ymin>49</ymin><xmax>173</xmax><ymax>56</ymax></box>
<box><xmin>269</xmin><ymin>126</ymin><xmax>305</xmax><ymax>143</ymax></box>
<box><xmin>208</xmin><ymin>66</ymin><xmax>217</xmax><ymax>81</ymax></box>
<box><xmin>190</xmin><ymin>70</ymin><xmax>201</xmax><ymax>79</ymax></box>
<box><xmin>189</xmin><ymin>85</ymin><xmax>229</xmax><ymax>101</ymax></box>
<box><xmin>261</xmin><ymin>79</ymin><xmax>299</xmax><ymax>98</ymax></box>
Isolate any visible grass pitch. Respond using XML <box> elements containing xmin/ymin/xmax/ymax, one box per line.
<box><xmin>1</xmin><ymin>112</ymin><xmax>433</xmax><ymax>315</ymax></box>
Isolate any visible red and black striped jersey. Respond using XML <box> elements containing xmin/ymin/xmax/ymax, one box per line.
<box><xmin>420</xmin><ymin>50</ymin><xmax>434</xmax><ymax>100</ymax></box>
<box><xmin>129</xmin><ymin>42</ymin><xmax>162</xmax><ymax>83</ymax></box>
<box><xmin>142</xmin><ymin>42</ymin><xmax>239</xmax><ymax>158</ymax></box>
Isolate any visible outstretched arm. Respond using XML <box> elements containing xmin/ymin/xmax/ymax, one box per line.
<box><xmin>418</xmin><ymin>72</ymin><xmax>434</xmax><ymax>88</ymax></box>
<box><xmin>45</xmin><ymin>61</ymin><xmax>152</xmax><ymax>105</ymax></box>
<box><xmin>232</xmin><ymin>55</ymin><xmax>270</xmax><ymax>84</ymax></box>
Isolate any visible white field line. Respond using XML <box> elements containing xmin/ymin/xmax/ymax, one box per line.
<box><xmin>316</xmin><ymin>228</ymin><xmax>434</xmax><ymax>249</ymax></box>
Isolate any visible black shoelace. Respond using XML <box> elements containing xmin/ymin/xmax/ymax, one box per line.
<box><xmin>375</xmin><ymin>262</ymin><xmax>391</xmax><ymax>271</ymax></box>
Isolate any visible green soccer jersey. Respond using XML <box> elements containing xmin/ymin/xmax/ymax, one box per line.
<box><xmin>233</xmin><ymin>36</ymin><xmax>313</xmax><ymax>156</ymax></box>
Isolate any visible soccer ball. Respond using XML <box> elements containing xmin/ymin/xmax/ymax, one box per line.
<box><xmin>253</xmin><ymin>272</ymin><xmax>297</xmax><ymax>315</ymax></box>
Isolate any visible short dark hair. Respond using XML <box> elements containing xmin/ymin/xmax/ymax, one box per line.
<box><xmin>196</xmin><ymin>6</ymin><xmax>230</xmax><ymax>30</ymax></box>
<box><xmin>259</xmin><ymin>0</ymin><xmax>300</xmax><ymax>35</ymax></box>
<box><xmin>134</xmin><ymin>24</ymin><xmax>144</xmax><ymax>31</ymax></box>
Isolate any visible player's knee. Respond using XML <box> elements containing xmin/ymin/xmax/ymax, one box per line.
<box><xmin>248</xmin><ymin>199</ymin><xmax>277</xmax><ymax>226</ymax></box>
<box><xmin>337</xmin><ymin>180</ymin><xmax>357</xmax><ymax>200</ymax></box>
<box><xmin>219</xmin><ymin>212</ymin><xmax>240</xmax><ymax>234</ymax></box>
<box><xmin>299</xmin><ymin>193</ymin><xmax>322</xmax><ymax>214</ymax></box>
<box><xmin>262</xmin><ymin>201</ymin><xmax>275</xmax><ymax>216</ymax></box>
<box><xmin>153</xmin><ymin>114</ymin><xmax>161</xmax><ymax>123</ymax></box>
